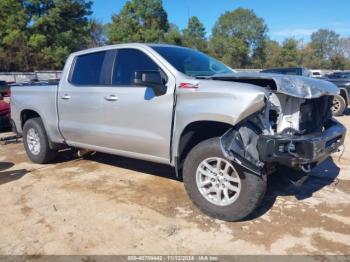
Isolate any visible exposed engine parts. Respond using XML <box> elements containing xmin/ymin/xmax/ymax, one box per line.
<box><xmin>221</xmin><ymin>91</ymin><xmax>345</xmax><ymax>175</ymax></box>
<box><xmin>268</xmin><ymin>93</ymin><xmax>305</xmax><ymax>134</ymax></box>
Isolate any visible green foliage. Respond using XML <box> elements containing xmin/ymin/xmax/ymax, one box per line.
<box><xmin>0</xmin><ymin>0</ymin><xmax>30</xmax><ymax>71</ymax></box>
<box><xmin>107</xmin><ymin>0</ymin><xmax>169</xmax><ymax>43</ymax></box>
<box><xmin>86</xmin><ymin>19</ymin><xmax>107</xmax><ymax>48</ymax></box>
<box><xmin>210</xmin><ymin>37</ymin><xmax>249</xmax><ymax>67</ymax></box>
<box><xmin>278</xmin><ymin>38</ymin><xmax>300</xmax><ymax>67</ymax></box>
<box><xmin>330</xmin><ymin>54</ymin><xmax>346</xmax><ymax>70</ymax></box>
<box><xmin>263</xmin><ymin>40</ymin><xmax>282</xmax><ymax>68</ymax></box>
<box><xmin>27</xmin><ymin>0</ymin><xmax>93</xmax><ymax>69</ymax></box>
<box><xmin>311</xmin><ymin>29</ymin><xmax>340</xmax><ymax>60</ymax></box>
<box><xmin>299</xmin><ymin>44</ymin><xmax>322</xmax><ymax>69</ymax></box>
<box><xmin>182</xmin><ymin>16</ymin><xmax>207</xmax><ymax>52</ymax></box>
<box><xmin>0</xmin><ymin>0</ymin><xmax>92</xmax><ymax>71</ymax></box>
<box><xmin>259</xmin><ymin>36</ymin><xmax>350</xmax><ymax>70</ymax></box>
<box><xmin>1</xmin><ymin>2</ymin><xmax>350</xmax><ymax>71</ymax></box>
<box><xmin>294</xmin><ymin>29</ymin><xmax>350</xmax><ymax>69</ymax></box>
<box><xmin>340</xmin><ymin>38</ymin><xmax>350</xmax><ymax>59</ymax></box>
<box><xmin>164</xmin><ymin>24</ymin><xmax>183</xmax><ymax>45</ymax></box>
<box><xmin>210</xmin><ymin>8</ymin><xmax>268</xmax><ymax>68</ymax></box>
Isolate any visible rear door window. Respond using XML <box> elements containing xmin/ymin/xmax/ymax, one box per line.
<box><xmin>70</xmin><ymin>51</ymin><xmax>109</xmax><ymax>86</ymax></box>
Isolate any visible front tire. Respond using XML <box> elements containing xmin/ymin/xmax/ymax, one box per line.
<box><xmin>23</xmin><ymin>117</ymin><xmax>57</xmax><ymax>164</ymax></box>
<box><xmin>332</xmin><ymin>95</ymin><xmax>346</xmax><ymax>116</ymax></box>
<box><xmin>183</xmin><ymin>137</ymin><xmax>266</xmax><ymax>222</ymax></box>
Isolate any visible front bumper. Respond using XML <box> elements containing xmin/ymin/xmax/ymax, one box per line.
<box><xmin>258</xmin><ymin>119</ymin><xmax>346</xmax><ymax>167</ymax></box>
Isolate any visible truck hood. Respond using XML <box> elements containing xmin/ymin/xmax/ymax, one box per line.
<box><xmin>211</xmin><ymin>72</ymin><xmax>339</xmax><ymax>99</ymax></box>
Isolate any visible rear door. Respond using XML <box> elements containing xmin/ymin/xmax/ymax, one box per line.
<box><xmin>58</xmin><ymin>50</ymin><xmax>116</xmax><ymax>147</ymax></box>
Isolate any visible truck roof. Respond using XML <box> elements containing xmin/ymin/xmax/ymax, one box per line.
<box><xmin>70</xmin><ymin>43</ymin><xmax>185</xmax><ymax>57</ymax></box>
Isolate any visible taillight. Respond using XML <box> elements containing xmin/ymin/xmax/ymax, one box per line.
<box><xmin>4</xmin><ymin>97</ymin><xmax>10</xmax><ymax>104</ymax></box>
<box><xmin>3</xmin><ymin>88</ymin><xmax>11</xmax><ymax>104</ymax></box>
<box><xmin>4</xmin><ymin>87</ymin><xmax>10</xmax><ymax>104</ymax></box>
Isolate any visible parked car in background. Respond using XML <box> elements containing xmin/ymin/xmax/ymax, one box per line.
<box><xmin>11</xmin><ymin>44</ymin><xmax>345</xmax><ymax>221</ymax></box>
<box><xmin>260</xmin><ymin>68</ymin><xmax>349</xmax><ymax>116</ymax></box>
<box><xmin>310</xmin><ymin>70</ymin><xmax>324</xmax><ymax>78</ymax></box>
<box><xmin>0</xmin><ymin>80</ymin><xmax>9</xmax><ymax>95</ymax></box>
<box><xmin>326</xmin><ymin>71</ymin><xmax>350</xmax><ymax>79</ymax></box>
<box><xmin>260</xmin><ymin>67</ymin><xmax>311</xmax><ymax>77</ymax></box>
<box><xmin>0</xmin><ymin>89</ymin><xmax>10</xmax><ymax>129</ymax></box>
<box><xmin>322</xmin><ymin>73</ymin><xmax>350</xmax><ymax>116</ymax></box>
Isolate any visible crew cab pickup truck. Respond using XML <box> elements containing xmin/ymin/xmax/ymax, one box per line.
<box><xmin>11</xmin><ymin>44</ymin><xmax>346</xmax><ymax>221</ymax></box>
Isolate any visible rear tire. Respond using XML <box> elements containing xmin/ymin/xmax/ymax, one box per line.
<box><xmin>183</xmin><ymin>137</ymin><xmax>266</xmax><ymax>222</ymax></box>
<box><xmin>23</xmin><ymin>117</ymin><xmax>57</xmax><ymax>164</ymax></box>
<box><xmin>332</xmin><ymin>95</ymin><xmax>346</xmax><ymax>116</ymax></box>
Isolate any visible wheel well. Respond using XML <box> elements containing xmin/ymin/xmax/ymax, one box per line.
<box><xmin>339</xmin><ymin>89</ymin><xmax>349</xmax><ymax>105</ymax></box>
<box><xmin>177</xmin><ymin>121</ymin><xmax>232</xmax><ymax>175</ymax></box>
<box><xmin>21</xmin><ymin>110</ymin><xmax>40</xmax><ymax>128</ymax></box>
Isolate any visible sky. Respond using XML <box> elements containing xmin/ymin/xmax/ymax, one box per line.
<box><xmin>92</xmin><ymin>0</ymin><xmax>350</xmax><ymax>43</ymax></box>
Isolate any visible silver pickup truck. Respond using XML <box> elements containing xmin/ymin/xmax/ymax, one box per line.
<box><xmin>11</xmin><ymin>44</ymin><xmax>346</xmax><ymax>221</ymax></box>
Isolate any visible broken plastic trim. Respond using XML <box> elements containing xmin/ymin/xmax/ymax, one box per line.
<box><xmin>258</xmin><ymin>119</ymin><xmax>346</xmax><ymax>167</ymax></box>
<box><xmin>220</xmin><ymin>117</ymin><xmax>346</xmax><ymax>175</ymax></box>
<box><xmin>220</xmin><ymin>117</ymin><xmax>265</xmax><ymax>176</ymax></box>
<box><xmin>220</xmin><ymin>145</ymin><xmax>263</xmax><ymax>176</ymax></box>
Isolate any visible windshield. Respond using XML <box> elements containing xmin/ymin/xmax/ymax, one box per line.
<box><xmin>151</xmin><ymin>46</ymin><xmax>232</xmax><ymax>77</ymax></box>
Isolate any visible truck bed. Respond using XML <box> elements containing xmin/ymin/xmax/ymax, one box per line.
<box><xmin>10</xmin><ymin>83</ymin><xmax>64</xmax><ymax>144</ymax></box>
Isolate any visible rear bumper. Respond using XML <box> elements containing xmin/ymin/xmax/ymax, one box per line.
<box><xmin>258</xmin><ymin>119</ymin><xmax>346</xmax><ymax>167</ymax></box>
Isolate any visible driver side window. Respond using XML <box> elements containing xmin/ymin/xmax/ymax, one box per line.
<box><xmin>112</xmin><ymin>49</ymin><xmax>161</xmax><ymax>86</ymax></box>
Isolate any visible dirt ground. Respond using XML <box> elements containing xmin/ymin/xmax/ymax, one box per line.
<box><xmin>0</xmin><ymin>114</ymin><xmax>350</xmax><ymax>255</ymax></box>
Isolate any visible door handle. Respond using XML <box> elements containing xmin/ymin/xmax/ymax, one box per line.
<box><xmin>61</xmin><ymin>94</ymin><xmax>71</xmax><ymax>100</ymax></box>
<box><xmin>104</xmin><ymin>95</ymin><xmax>119</xmax><ymax>101</ymax></box>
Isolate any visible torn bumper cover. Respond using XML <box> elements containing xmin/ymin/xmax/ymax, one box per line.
<box><xmin>221</xmin><ymin>119</ymin><xmax>346</xmax><ymax>175</ymax></box>
<box><xmin>220</xmin><ymin>121</ymin><xmax>265</xmax><ymax>176</ymax></box>
<box><xmin>258</xmin><ymin>119</ymin><xmax>346</xmax><ymax>167</ymax></box>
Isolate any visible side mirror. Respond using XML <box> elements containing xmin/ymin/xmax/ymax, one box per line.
<box><xmin>134</xmin><ymin>71</ymin><xmax>166</xmax><ymax>96</ymax></box>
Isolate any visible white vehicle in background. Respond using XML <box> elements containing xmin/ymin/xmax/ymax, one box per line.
<box><xmin>310</xmin><ymin>70</ymin><xmax>324</xmax><ymax>78</ymax></box>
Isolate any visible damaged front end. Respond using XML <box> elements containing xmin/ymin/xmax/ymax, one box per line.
<box><xmin>219</xmin><ymin>73</ymin><xmax>347</xmax><ymax>176</ymax></box>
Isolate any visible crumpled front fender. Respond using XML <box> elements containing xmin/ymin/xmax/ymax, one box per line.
<box><xmin>172</xmin><ymin>81</ymin><xmax>267</xmax><ymax>165</ymax></box>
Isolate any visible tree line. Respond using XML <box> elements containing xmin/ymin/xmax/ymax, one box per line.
<box><xmin>1</xmin><ymin>0</ymin><xmax>349</xmax><ymax>72</ymax></box>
